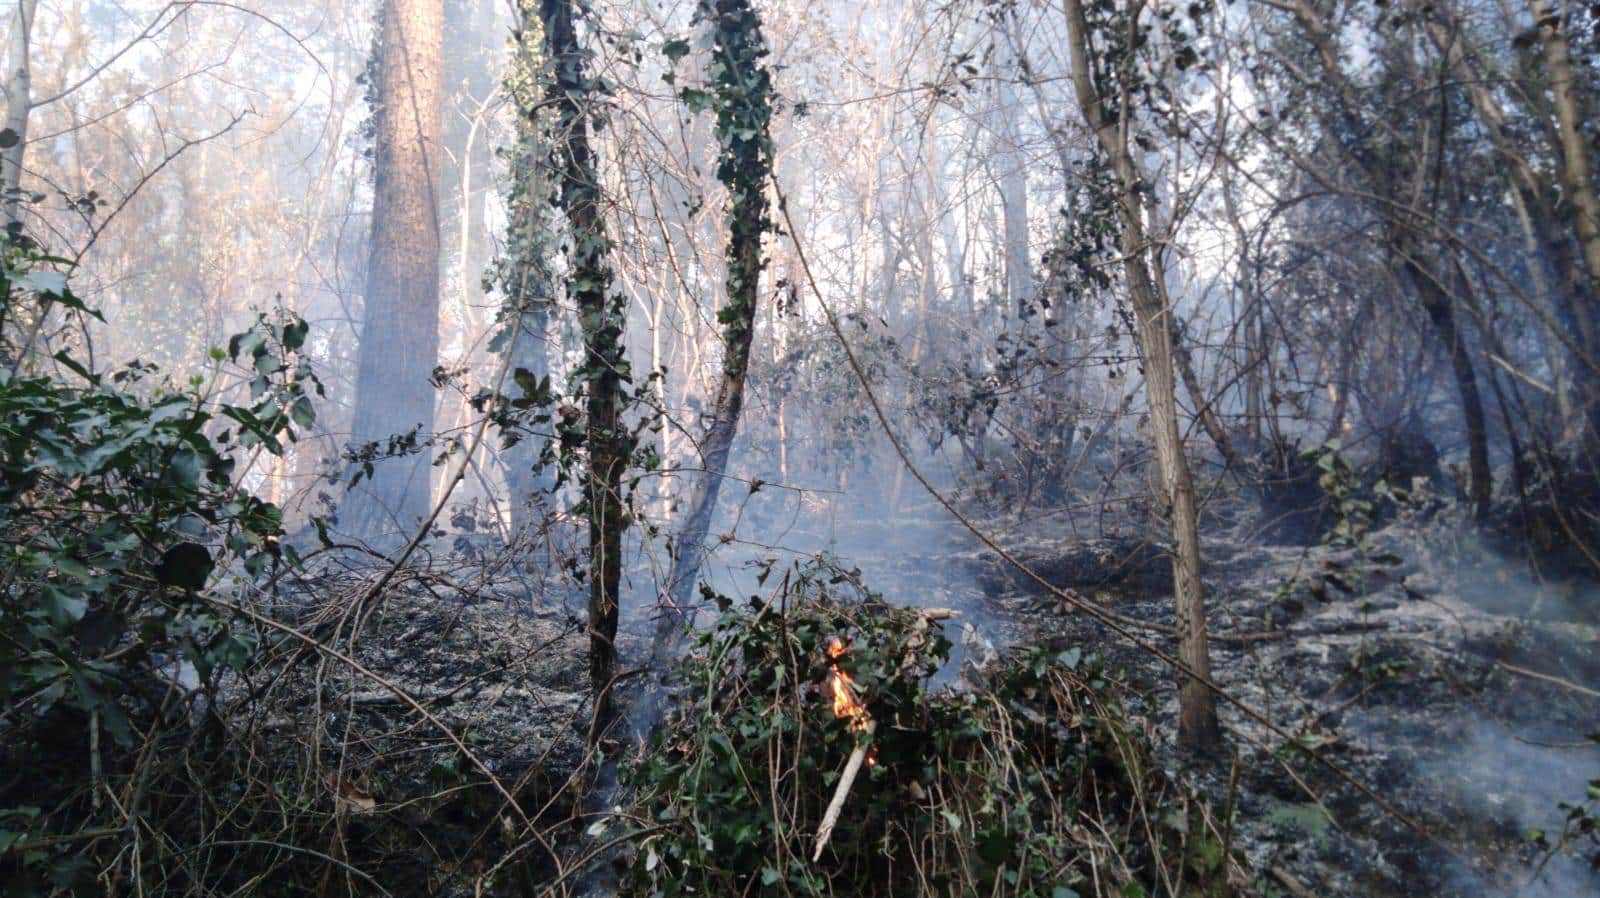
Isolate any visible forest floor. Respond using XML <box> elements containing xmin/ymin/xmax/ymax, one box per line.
<box><xmin>931</xmin><ymin>503</ymin><xmax>1600</xmax><ymax>898</ymax></box>
<box><xmin>270</xmin><ymin>497</ymin><xmax>1600</xmax><ymax>897</ymax></box>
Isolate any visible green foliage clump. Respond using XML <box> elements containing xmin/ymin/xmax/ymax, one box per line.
<box><xmin>621</xmin><ymin>560</ymin><xmax>1242</xmax><ymax>898</ymax></box>
<box><xmin>0</xmin><ymin>247</ymin><xmax>319</xmax><ymax>892</ymax></box>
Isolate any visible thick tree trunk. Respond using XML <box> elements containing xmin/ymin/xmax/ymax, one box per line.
<box><xmin>541</xmin><ymin>0</ymin><xmax>629</xmax><ymax>705</ymax></box>
<box><xmin>346</xmin><ymin>0</ymin><xmax>444</xmax><ymax>540</ymax></box>
<box><xmin>653</xmin><ymin>0</ymin><xmax>772</xmax><ymax>661</ymax></box>
<box><xmin>2</xmin><ymin>0</ymin><xmax>38</xmax><ymax>240</ymax></box>
<box><xmin>1062</xmin><ymin>0</ymin><xmax>1220</xmax><ymax>751</ymax></box>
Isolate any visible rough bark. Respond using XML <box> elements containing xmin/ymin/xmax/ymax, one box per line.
<box><xmin>346</xmin><ymin>0</ymin><xmax>444</xmax><ymax>540</ymax></box>
<box><xmin>1062</xmin><ymin>0</ymin><xmax>1221</xmax><ymax>750</ymax></box>
<box><xmin>653</xmin><ymin>0</ymin><xmax>773</xmax><ymax>661</ymax></box>
<box><xmin>2</xmin><ymin>0</ymin><xmax>38</xmax><ymax>240</ymax></box>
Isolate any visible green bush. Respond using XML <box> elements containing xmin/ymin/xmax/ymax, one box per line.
<box><xmin>621</xmin><ymin>560</ymin><xmax>1242</xmax><ymax>898</ymax></box>
<box><xmin>0</xmin><ymin>246</ymin><xmax>319</xmax><ymax>893</ymax></box>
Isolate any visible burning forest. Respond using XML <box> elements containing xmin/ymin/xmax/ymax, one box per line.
<box><xmin>2</xmin><ymin>0</ymin><xmax>1600</xmax><ymax>896</ymax></box>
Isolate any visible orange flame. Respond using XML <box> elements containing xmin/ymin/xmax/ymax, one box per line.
<box><xmin>825</xmin><ymin>639</ymin><xmax>870</xmax><ymax>732</ymax></box>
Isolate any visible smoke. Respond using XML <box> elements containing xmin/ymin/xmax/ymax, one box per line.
<box><xmin>1438</xmin><ymin>727</ymin><xmax>1599</xmax><ymax>897</ymax></box>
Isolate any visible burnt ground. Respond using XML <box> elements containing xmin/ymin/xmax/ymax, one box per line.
<box><xmin>250</xmin><ymin>553</ymin><xmax>612</xmax><ymax>895</ymax></box>
<box><xmin>242</xmin><ymin>496</ymin><xmax>1598</xmax><ymax>897</ymax></box>
<box><xmin>899</xmin><ymin>502</ymin><xmax>1600</xmax><ymax>898</ymax></box>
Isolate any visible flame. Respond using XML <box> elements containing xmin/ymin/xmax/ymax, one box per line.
<box><xmin>825</xmin><ymin>639</ymin><xmax>870</xmax><ymax>731</ymax></box>
<box><xmin>824</xmin><ymin>639</ymin><xmax>879</xmax><ymax>766</ymax></box>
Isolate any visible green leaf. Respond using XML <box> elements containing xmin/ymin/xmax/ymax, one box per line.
<box><xmin>289</xmin><ymin>395</ymin><xmax>316</xmax><ymax>429</ymax></box>
<box><xmin>680</xmin><ymin>87</ymin><xmax>715</xmax><ymax>113</ymax></box>
<box><xmin>760</xmin><ymin>866</ymin><xmax>781</xmax><ymax>886</ymax></box>
<box><xmin>41</xmin><ymin>585</ymin><xmax>88</xmax><ymax>629</ymax></box>
<box><xmin>17</xmin><ymin>270</ymin><xmax>67</xmax><ymax>296</ymax></box>
<box><xmin>282</xmin><ymin>317</ymin><xmax>309</xmax><ymax>350</ymax></box>
<box><xmin>661</xmin><ymin>38</ymin><xmax>691</xmax><ymax>64</ymax></box>
<box><xmin>167</xmin><ymin>448</ymin><xmax>204</xmax><ymax>490</ymax></box>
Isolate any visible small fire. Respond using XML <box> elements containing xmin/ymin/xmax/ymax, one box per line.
<box><xmin>824</xmin><ymin>638</ymin><xmax>877</xmax><ymax>766</ymax></box>
<box><xmin>825</xmin><ymin>639</ymin><xmax>870</xmax><ymax>731</ymax></box>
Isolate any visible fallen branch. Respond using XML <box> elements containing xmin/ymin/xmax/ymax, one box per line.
<box><xmin>813</xmin><ymin>720</ymin><xmax>876</xmax><ymax>862</ymax></box>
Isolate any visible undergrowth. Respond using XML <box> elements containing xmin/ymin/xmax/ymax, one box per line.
<box><xmin>621</xmin><ymin>560</ymin><xmax>1247</xmax><ymax>898</ymax></box>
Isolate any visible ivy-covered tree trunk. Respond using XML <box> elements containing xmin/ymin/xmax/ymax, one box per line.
<box><xmin>346</xmin><ymin>0</ymin><xmax>444</xmax><ymax>540</ymax></box>
<box><xmin>540</xmin><ymin>0</ymin><xmax>631</xmax><ymax>705</ymax></box>
<box><xmin>652</xmin><ymin>0</ymin><xmax>774</xmax><ymax>661</ymax></box>
<box><xmin>499</xmin><ymin>2</ymin><xmax>556</xmax><ymax>537</ymax></box>
<box><xmin>1062</xmin><ymin>0</ymin><xmax>1221</xmax><ymax>751</ymax></box>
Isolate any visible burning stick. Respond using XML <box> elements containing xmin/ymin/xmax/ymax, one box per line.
<box><xmin>813</xmin><ymin>638</ymin><xmax>876</xmax><ymax>862</ymax></box>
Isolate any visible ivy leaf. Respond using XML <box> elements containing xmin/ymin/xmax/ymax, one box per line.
<box><xmin>680</xmin><ymin>87</ymin><xmax>715</xmax><ymax>113</ymax></box>
<box><xmin>281</xmin><ymin>317</ymin><xmax>309</xmax><ymax>350</ymax></box>
<box><xmin>661</xmin><ymin>38</ymin><xmax>690</xmax><ymax>64</ymax></box>
<box><xmin>289</xmin><ymin>395</ymin><xmax>316</xmax><ymax>429</ymax></box>
<box><xmin>41</xmin><ymin>585</ymin><xmax>88</xmax><ymax>629</ymax></box>
<box><xmin>18</xmin><ymin>269</ymin><xmax>67</xmax><ymax>296</ymax></box>
<box><xmin>166</xmin><ymin>448</ymin><xmax>204</xmax><ymax>490</ymax></box>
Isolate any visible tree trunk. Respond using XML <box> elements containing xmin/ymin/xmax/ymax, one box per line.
<box><xmin>1399</xmin><ymin>248</ymin><xmax>1494</xmax><ymax>517</ymax></box>
<box><xmin>1062</xmin><ymin>0</ymin><xmax>1220</xmax><ymax>751</ymax></box>
<box><xmin>1527</xmin><ymin>0</ymin><xmax>1600</xmax><ymax>448</ymax></box>
<box><xmin>1417</xmin><ymin>0</ymin><xmax>1600</xmax><ymax>448</ymax></box>
<box><xmin>2</xmin><ymin>0</ymin><xmax>38</xmax><ymax>241</ymax></box>
<box><xmin>499</xmin><ymin>4</ymin><xmax>555</xmax><ymax>537</ymax></box>
<box><xmin>653</xmin><ymin>0</ymin><xmax>773</xmax><ymax>661</ymax></box>
<box><xmin>541</xmin><ymin>0</ymin><xmax>630</xmax><ymax>706</ymax></box>
<box><xmin>994</xmin><ymin>55</ymin><xmax>1033</xmax><ymax>319</ymax></box>
<box><xmin>346</xmin><ymin>0</ymin><xmax>444</xmax><ymax>541</ymax></box>
<box><xmin>1530</xmin><ymin>0</ymin><xmax>1600</xmax><ymax>292</ymax></box>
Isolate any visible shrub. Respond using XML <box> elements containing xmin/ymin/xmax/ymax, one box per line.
<box><xmin>621</xmin><ymin>560</ymin><xmax>1243</xmax><ymax>898</ymax></box>
<box><xmin>0</xmin><ymin>247</ymin><xmax>319</xmax><ymax>893</ymax></box>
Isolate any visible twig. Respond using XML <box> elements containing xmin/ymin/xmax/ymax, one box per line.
<box><xmin>812</xmin><ymin>720</ymin><xmax>875</xmax><ymax>862</ymax></box>
<box><xmin>1270</xmin><ymin>866</ymin><xmax>1321</xmax><ymax>898</ymax></box>
<box><xmin>1496</xmin><ymin>661</ymin><xmax>1600</xmax><ymax>700</ymax></box>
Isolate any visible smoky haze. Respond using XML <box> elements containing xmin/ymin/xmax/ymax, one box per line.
<box><xmin>5</xmin><ymin>0</ymin><xmax>1600</xmax><ymax>895</ymax></box>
